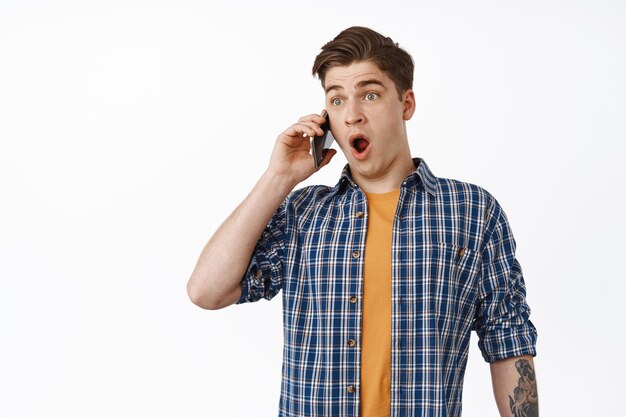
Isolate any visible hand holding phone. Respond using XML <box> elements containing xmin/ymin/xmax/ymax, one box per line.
<box><xmin>311</xmin><ymin>110</ymin><xmax>335</xmax><ymax>168</ymax></box>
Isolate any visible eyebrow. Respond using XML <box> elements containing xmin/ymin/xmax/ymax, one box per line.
<box><xmin>325</xmin><ymin>79</ymin><xmax>387</xmax><ymax>94</ymax></box>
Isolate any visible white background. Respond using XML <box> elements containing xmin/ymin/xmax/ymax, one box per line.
<box><xmin>1</xmin><ymin>1</ymin><xmax>625</xmax><ymax>416</ymax></box>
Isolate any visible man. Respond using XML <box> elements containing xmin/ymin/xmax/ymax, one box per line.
<box><xmin>187</xmin><ymin>26</ymin><xmax>538</xmax><ymax>417</ymax></box>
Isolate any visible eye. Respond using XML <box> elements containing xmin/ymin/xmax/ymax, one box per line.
<box><xmin>365</xmin><ymin>92</ymin><xmax>378</xmax><ymax>101</ymax></box>
<box><xmin>331</xmin><ymin>97</ymin><xmax>343</xmax><ymax>106</ymax></box>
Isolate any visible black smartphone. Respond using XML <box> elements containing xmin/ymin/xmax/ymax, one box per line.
<box><xmin>311</xmin><ymin>110</ymin><xmax>335</xmax><ymax>168</ymax></box>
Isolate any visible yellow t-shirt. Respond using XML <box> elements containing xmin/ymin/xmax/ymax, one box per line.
<box><xmin>360</xmin><ymin>189</ymin><xmax>400</xmax><ymax>417</ymax></box>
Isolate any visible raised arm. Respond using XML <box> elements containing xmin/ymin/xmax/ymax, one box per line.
<box><xmin>490</xmin><ymin>355</ymin><xmax>539</xmax><ymax>417</ymax></box>
<box><xmin>186</xmin><ymin>113</ymin><xmax>336</xmax><ymax>310</ymax></box>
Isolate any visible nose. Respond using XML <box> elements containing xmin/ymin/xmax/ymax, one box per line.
<box><xmin>345</xmin><ymin>100</ymin><xmax>365</xmax><ymax>126</ymax></box>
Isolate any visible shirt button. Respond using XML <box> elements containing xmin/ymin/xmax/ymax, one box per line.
<box><xmin>347</xmin><ymin>339</ymin><xmax>356</xmax><ymax>347</ymax></box>
<box><xmin>458</xmin><ymin>247</ymin><xmax>466</xmax><ymax>257</ymax></box>
<box><xmin>349</xmin><ymin>296</ymin><xmax>358</xmax><ymax>304</ymax></box>
<box><xmin>347</xmin><ymin>385</ymin><xmax>356</xmax><ymax>394</ymax></box>
<box><xmin>356</xmin><ymin>211</ymin><xmax>364</xmax><ymax>218</ymax></box>
<box><xmin>352</xmin><ymin>250</ymin><xmax>360</xmax><ymax>259</ymax></box>
<box><xmin>254</xmin><ymin>270</ymin><xmax>262</xmax><ymax>278</ymax></box>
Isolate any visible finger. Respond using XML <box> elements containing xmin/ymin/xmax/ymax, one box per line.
<box><xmin>298</xmin><ymin>120</ymin><xmax>325</xmax><ymax>137</ymax></box>
<box><xmin>297</xmin><ymin>111</ymin><xmax>327</xmax><ymax>125</ymax></box>
<box><xmin>281</xmin><ymin>122</ymin><xmax>319</xmax><ymax>140</ymax></box>
<box><xmin>284</xmin><ymin>121</ymin><xmax>324</xmax><ymax>139</ymax></box>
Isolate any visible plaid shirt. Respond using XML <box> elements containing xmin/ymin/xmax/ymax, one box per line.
<box><xmin>238</xmin><ymin>158</ymin><xmax>537</xmax><ymax>417</ymax></box>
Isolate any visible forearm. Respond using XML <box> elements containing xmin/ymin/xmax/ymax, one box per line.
<box><xmin>187</xmin><ymin>112</ymin><xmax>334</xmax><ymax>310</ymax></box>
<box><xmin>187</xmin><ymin>171</ymin><xmax>295</xmax><ymax>310</ymax></box>
<box><xmin>490</xmin><ymin>355</ymin><xmax>539</xmax><ymax>417</ymax></box>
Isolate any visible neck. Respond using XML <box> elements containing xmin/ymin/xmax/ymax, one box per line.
<box><xmin>351</xmin><ymin>154</ymin><xmax>416</xmax><ymax>194</ymax></box>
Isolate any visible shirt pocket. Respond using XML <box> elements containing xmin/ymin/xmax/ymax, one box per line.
<box><xmin>429</xmin><ymin>242</ymin><xmax>480</xmax><ymax>326</ymax></box>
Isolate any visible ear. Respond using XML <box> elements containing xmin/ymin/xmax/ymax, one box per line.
<box><xmin>401</xmin><ymin>89</ymin><xmax>416</xmax><ymax>121</ymax></box>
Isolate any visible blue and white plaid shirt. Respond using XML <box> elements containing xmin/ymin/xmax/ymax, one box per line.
<box><xmin>238</xmin><ymin>158</ymin><xmax>537</xmax><ymax>417</ymax></box>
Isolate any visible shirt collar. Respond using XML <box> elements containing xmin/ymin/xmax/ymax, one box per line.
<box><xmin>334</xmin><ymin>157</ymin><xmax>438</xmax><ymax>196</ymax></box>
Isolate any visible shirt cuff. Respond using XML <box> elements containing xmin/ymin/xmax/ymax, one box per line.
<box><xmin>478</xmin><ymin>320</ymin><xmax>538</xmax><ymax>363</ymax></box>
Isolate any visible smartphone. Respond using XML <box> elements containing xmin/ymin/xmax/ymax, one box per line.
<box><xmin>311</xmin><ymin>110</ymin><xmax>335</xmax><ymax>168</ymax></box>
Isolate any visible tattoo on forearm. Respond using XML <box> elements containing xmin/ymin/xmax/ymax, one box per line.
<box><xmin>508</xmin><ymin>359</ymin><xmax>538</xmax><ymax>417</ymax></box>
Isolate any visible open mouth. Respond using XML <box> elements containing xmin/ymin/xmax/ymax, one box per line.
<box><xmin>353</xmin><ymin>138</ymin><xmax>369</xmax><ymax>152</ymax></box>
<box><xmin>349</xmin><ymin>134</ymin><xmax>370</xmax><ymax>157</ymax></box>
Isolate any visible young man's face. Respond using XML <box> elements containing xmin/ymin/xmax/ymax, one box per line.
<box><xmin>324</xmin><ymin>61</ymin><xmax>415</xmax><ymax>182</ymax></box>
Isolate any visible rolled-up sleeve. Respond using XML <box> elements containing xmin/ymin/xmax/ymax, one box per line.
<box><xmin>236</xmin><ymin>201</ymin><xmax>286</xmax><ymax>304</ymax></box>
<box><xmin>473</xmin><ymin>197</ymin><xmax>537</xmax><ymax>363</ymax></box>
